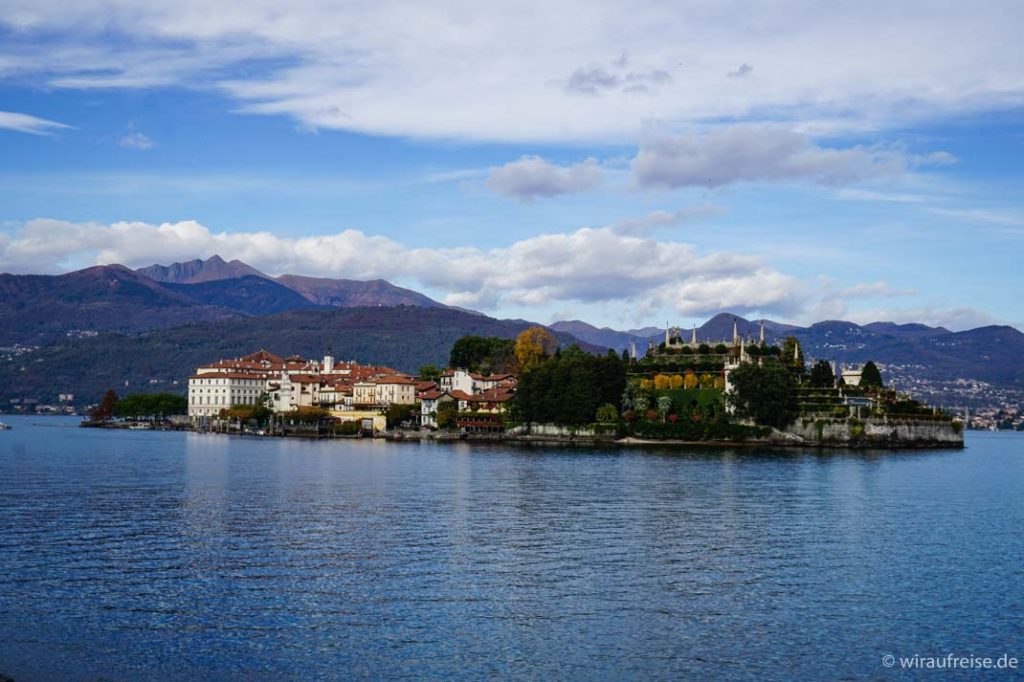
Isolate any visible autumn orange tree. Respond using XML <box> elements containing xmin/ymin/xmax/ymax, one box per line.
<box><xmin>514</xmin><ymin>326</ymin><xmax>559</xmax><ymax>372</ymax></box>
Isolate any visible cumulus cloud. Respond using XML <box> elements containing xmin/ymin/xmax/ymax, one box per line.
<box><xmin>632</xmin><ymin>126</ymin><xmax>955</xmax><ymax>188</ymax></box>
<box><xmin>0</xmin><ymin>217</ymin><xmax>805</xmax><ymax>318</ymax></box>
<box><xmin>0</xmin><ymin>110</ymin><xmax>72</xmax><ymax>135</ymax></box>
<box><xmin>485</xmin><ymin>156</ymin><xmax>603</xmax><ymax>199</ymax></box>
<box><xmin>119</xmin><ymin>131</ymin><xmax>155</xmax><ymax>150</ymax></box>
<box><xmin>1</xmin><ymin>2</ymin><xmax>1021</xmax><ymax>141</ymax></box>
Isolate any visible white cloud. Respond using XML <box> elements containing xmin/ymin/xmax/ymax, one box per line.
<box><xmin>0</xmin><ymin>110</ymin><xmax>72</xmax><ymax>135</ymax></box>
<box><xmin>0</xmin><ymin>217</ymin><xmax>805</xmax><ymax>318</ymax></box>
<box><xmin>119</xmin><ymin>131</ymin><xmax>155</xmax><ymax>150</ymax></box>
<box><xmin>485</xmin><ymin>156</ymin><xmax>603</xmax><ymax>199</ymax></box>
<box><xmin>927</xmin><ymin>207</ymin><xmax>1024</xmax><ymax>227</ymax></box>
<box><xmin>837</xmin><ymin>281</ymin><xmax>915</xmax><ymax>299</ymax></box>
<box><xmin>632</xmin><ymin>126</ymin><xmax>954</xmax><ymax>189</ymax></box>
<box><xmin>836</xmin><ymin>188</ymin><xmax>930</xmax><ymax>204</ymax></box>
<box><xmin>0</xmin><ymin>2</ymin><xmax>1021</xmax><ymax>141</ymax></box>
<box><xmin>612</xmin><ymin>205</ymin><xmax>721</xmax><ymax>235</ymax></box>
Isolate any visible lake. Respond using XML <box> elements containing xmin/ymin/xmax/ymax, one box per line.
<box><xmin>0</xmin><ymin>416</ymin><xmax>1021</xmax><ymax>680</ymax></box>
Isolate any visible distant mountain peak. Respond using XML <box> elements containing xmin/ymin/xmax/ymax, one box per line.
<box><xmin>137</xmin><ymin>255</ymin><xmax>268</xmax><ymax>284</ymax></box>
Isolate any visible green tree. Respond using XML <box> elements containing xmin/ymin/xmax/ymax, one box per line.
<box><xmin>221</xmin><ymin>404</ymin><xmax>272</xmax><ymax>423</ymax></box>
<box><xmin>115</xmin><ymin>393</ymin><xmax>188</xmax><ymax>419</ymax></box>
<box><xmin>781</xmin><ymin>336</ymin><xmax>806</xmax><ymax>376</ymax></box>
<box><xmin>289</xmin><ymin>406</ymin><xmax>329</xmax><ymax>424</ymax></box>
<box><xmin>386</xmin><ymin>403</ymin><xmax>415</xmax><ymax>428</ymax></box>
<box><xmin>657</xmin><ymin>395</ymin><xmax>672</xmax><ymax>421</ymax></box>
<box><xmin>516</xmin><ymin>346</ymin><xmax>625</xmax><ymax>425</ymax></box>
<box><xmin>436</xmin><ymin>401</ymin><xmax>458</xmax><ymax>429</ymax></box>
<box><xmin>860</xmin><ymin>361</ymin><xmax>884</xmax><ymax>388</ymax></box>
<box><xmin>90</xmin><ymin>389</ymin><xmax>119</xmax><ymax>421</ymax></box>
<box><xmin>808</xmin><ymin>360</ymin><xmax>835</xmax><ymax>388</ymax></box>
<box><xmin>449</xmin><ymin>336</ymin><xmax>516</xmax><ymax>372</ymax></box>
<box><xmin>727</xmin><ymin>362</ymin><xmax>798</xmax><ymax>429</ymax></box>
<box><xmin>418</xmin><ymin>365</ymin><xmax>442</xmax><ymax>382</ymax></box>
<box><xmin>595</xmin><ymin>403</ymin><xmax>619</xmax><ymax>423</ymax></box>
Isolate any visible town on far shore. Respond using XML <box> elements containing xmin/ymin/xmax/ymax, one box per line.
<box><xmin>79</xmin><ymin>321</ymin><xmax>965</xmax><ymax>448</ymax></box>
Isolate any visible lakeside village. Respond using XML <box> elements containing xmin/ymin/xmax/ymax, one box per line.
<box><xmin>82</xmin><ymin>321</ymin><xmax>963</xmax><ymax>448</ymax></box>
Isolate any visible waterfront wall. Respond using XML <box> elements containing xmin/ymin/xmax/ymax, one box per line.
<box><xmin>506</xmin><ymin>423</ymin><xmax>617</xmax><ymax>442</ymax></box>
<box><xmin>784</xmin><ymin>417</ymin><xmax>963</xmax><ymax>448</ymax></box>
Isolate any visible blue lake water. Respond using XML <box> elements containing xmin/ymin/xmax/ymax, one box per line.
<box><xmin>0</xmin><ymin>416</ymin><xmax>1021</xmax><ymax>680</ymax></box>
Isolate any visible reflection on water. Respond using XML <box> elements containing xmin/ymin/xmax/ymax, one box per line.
<box><xmin>0</xmin><ymin>416</ymin><xmax>1021</xmax><ymax>680</ymax></box>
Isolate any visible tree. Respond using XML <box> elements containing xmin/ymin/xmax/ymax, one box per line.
<box><xmin>781</xmin><ymin>336</ymin><xmax>806</xmax><ymax>376</ymax></box>
<box><xmin>808</xmin><ymin>360</ymin><xmax>835</xmax><ymax>388</ymax></box>
<box><xmin>860</xmin><ymin>361</ymin><xmax>884</xmax><ymax>388</ymax></box>
<box><xmin>515</xmin><ymin>347</ymin><xmax>626</xmax><ymax>425</ymax></box>
<box><xmin>727</xmin><ymin>362</ymin><xmax>798</xmax><ymax>429</ymax></box>
<box><xmin>418</xmin><ymin>365</ymin><xmax>442</xmax><ymax>382</ymax></box>
<box><xmin>514</xmin><ymin>326</ymin><xmax>558</xmax><ymax>372</ymax></box>
<box><xmin>220</xmin><ymin>404</ymin><xmax>272</xmax><ymax>423</ymax></box>
<box><xmin>289</xmin><ymin>407</ymin><xmax>329</xmax><ymax>424</ymax></box>
<box><xmin>386</xmin><ymin>403</ymin><xmax>415</xmax><ymax>428</ymax></box>
<box><xmin>449</xmin><ymin>336</ymin><xmax>516</xmax><ymax>372</ymax></box>
<box><xmin>436</xmin><ymin>401</ymin><xmax>458</xmax><ymax>429</ymax></box>
<box><xmin>90</xmin><ymin>389</ymin><xmax>119</xmax><ymax>421</ymax></box>
<box><xmin>683</xmin><ymin>373</ymin><xmax>699</xmax><ymax>390</ymax></box>
<box><xmin>595</xmin><ymin>403</ymin><xmax>619</xmax><ymax>423</ymax></box>
<box><xmin>115</xmin><ymin>393</ymin><xmax>188</xmax><ymax>419</ymax></box>
<box><xmin>657</xmin><ymin>395</ymin><xmax>672</xmax><ymax>421</ymax></box>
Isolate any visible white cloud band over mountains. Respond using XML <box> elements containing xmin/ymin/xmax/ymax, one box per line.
<box><xmin>1</xmin><ymin>217</ymin><xmax>806</xmax><ymax>318</ymax></box>
<box><xmin>1</xmin><ymin>217</ymin><xmax>999</xmax><ymax>329</ymax></box>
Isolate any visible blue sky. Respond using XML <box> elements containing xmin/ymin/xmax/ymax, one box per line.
<box><xmin>1</xmin><ymin>2</ymin><xmax>1022</xmax><ymax>331</ymax></box>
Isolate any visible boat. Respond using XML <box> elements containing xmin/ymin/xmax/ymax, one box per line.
<box><xmin>0</xmin><ymin>422</ymin><xmax>11</xmax><ymax>430</ymax></box>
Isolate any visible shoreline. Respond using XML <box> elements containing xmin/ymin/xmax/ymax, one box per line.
<box><xmin>74</xmin><ymin>420</ymin><xmax>963</xmax><ymax>450</ymax></box>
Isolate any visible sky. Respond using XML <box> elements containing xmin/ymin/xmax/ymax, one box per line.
<box><xmin>1</xmin><ymin>1</ymin><xmax>1022</xmax><ymax>332</ymax></box>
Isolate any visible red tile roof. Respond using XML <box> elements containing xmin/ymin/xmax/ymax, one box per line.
<box><xmin>419</xmin><ymin>390</ymin><xmax>446</xmax><ymax>400</ymax></box>
<box><xmin>374</xmin><ymin>375</ymin><xmax>416</xmax><ymax>385</ymax></box>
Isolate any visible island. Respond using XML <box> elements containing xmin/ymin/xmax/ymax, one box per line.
<box><xmin>82</xmin><ymin>321</ymin><xmax>963</xmax><ymax>449</ymax></box>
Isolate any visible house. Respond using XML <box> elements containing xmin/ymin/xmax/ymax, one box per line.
<box><xmin>419</xmin><ymin>389</ymin><xmax>455</xmax><ymax>428</ymax></box>
<box><xmin>187</xmin><ymin>349</ymin><xmax>402</xmax><ymax>421</ymax></box>
<box><xmin>352</xmin><ymin>382</ymin><xmax>378</xmax><ymax>407</ymax></box>
<box><xmin>373</xmin><ymin>375</ymin><xmax>417</xmax><ymax>406</ymax></box>
<box><xmin>439</xmin><ymin>369</ymin><xmax>474</xmax><ymax>395</ymax></box>
<box><xmin>188</xmin><ymin>372</ymin><xmax>270</xmax><ymax>418</ymax></box>
<box><xmin>448</xmin><ymin>389</ymin><xmax>474</xmax><ymax>412</ymax></box>
<box><xmin>470</xmin><ymin>373</ymin><xmax>517</xmax><ymax>393</ymax></box>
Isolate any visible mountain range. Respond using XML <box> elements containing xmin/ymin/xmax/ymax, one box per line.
<box><xmin>0</xmin><ymin>256</ymin><xmax>453</xmax><ymax>345</ymax></box>
<box><xmin>1</xmin><ymin>255</ymin><xmax>1022</xmax><ymax>406</ymax></box>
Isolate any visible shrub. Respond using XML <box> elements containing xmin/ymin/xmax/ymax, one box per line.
<box><xmin>595</xmin><ymin>403</ymin><xmax>619</xmax><ymax>423</ymax></box>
